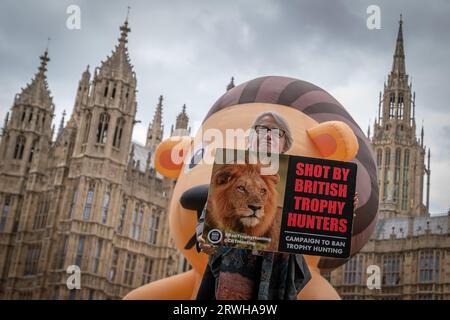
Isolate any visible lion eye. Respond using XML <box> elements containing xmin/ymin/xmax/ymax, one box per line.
<box><xmin>237</xmin><ymin>186</ymin><xmax>245</xmax><ymax>193</ymax></box>
<box><xmin>260</xmin><ymin>188</ymin><xmax>267</xmax><ymax>195</ymax></box>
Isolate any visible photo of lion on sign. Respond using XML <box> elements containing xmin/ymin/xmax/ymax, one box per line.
<box><xmin>204</xmin><ymin>159</ymin><xmax>286</xmax><ymax>251</ymax></box>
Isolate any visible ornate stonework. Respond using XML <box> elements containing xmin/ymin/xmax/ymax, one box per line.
<box><xmin>328</xmin><ymin>17</ymin><xmax>449</xmax><ymax>300</ymax></box>
<box><xmin>0</xmin><ymin>18</ymin><xmax>191</xmax><ymax>300</ymax></box>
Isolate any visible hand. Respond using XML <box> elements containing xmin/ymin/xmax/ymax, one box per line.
<box><xmin>197</xmin><ymin>235</ymin><xmax>217</xmax><ymax>255</ymax></box>
<box><xmin>353</xmin><ymin>192</ymin><xmax>359</xmax><ymax>216</ymax></box>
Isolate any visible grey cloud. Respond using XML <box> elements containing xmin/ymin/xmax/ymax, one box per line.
<box><xmin>0</xmin><ymin>0</ymin><xmax>449</xmax><ymax>212</ymax></box>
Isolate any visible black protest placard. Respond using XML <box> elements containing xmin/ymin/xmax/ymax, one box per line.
<box><xmin>279</xmin><ymin>156</ymin><xmax>357</xmax><ymax>258</ymax></box>
<box><xmin>202</xmin><ymin>149</ymin><xmax>357</xmax><ymax>259</ymax></box>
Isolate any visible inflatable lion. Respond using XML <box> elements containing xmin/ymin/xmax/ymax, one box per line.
<box><xmin>124</xmin><ymin>76</ymin><xmax>379</xmax><ymax>300</ymax></box>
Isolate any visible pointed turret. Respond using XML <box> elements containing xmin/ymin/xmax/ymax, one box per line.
<box><xmin>15</xmin><ymin>49</ymin><xmax>54</xmax><ymax>110</ymax></box>
<box><xmin>57</xmin><ymin>110</ymin><xmax>66</xmax><ymax>139</ymax></box>
<box><xmin>420</xmin><ymin>122</ymin><xmax>424</xmax><ymax>147</ymax></box>
<box><xmin>72</xmin><ymin>65</ymin><xmax>91</xmax><ymax>118</ymax></box>
<box><xmin>171</xmin><ymin>104</ymin><xmax>190</xmax><ymax>136</ymax></box>
<box><xmin>377</xmin><ymin>15</ymin><xmax>413</xmax><ymax>126</ymax></box>
<box><xmin>97</xmin><ymin>15</ymin><xmax>135</xmax><ymax>83</ymax></box>
<box><xmin>146</xmin><ymin>95</ymin><xmax>164</xmax><ymax>150</ymax></box>
<box><xmin>391</xmin><ymin>14</ymin><xmax>406</xmax><ymax>77</ymax></box>
<box><xmin>72</xmin><ymin>13</ymin><xmax>137</xmax><ymax>166</ymax></box>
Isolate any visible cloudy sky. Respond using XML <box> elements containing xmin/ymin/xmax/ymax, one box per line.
<box><xmin>0</xmin><ymin>0</ymin><xmax>449</xmax><ymax>214</ymax></box>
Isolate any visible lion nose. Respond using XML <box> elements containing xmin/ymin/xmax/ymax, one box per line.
<box><xmin>248</xmin><ymin>205</ymin><xmax>261</xmax><ymax>212</ymax></box>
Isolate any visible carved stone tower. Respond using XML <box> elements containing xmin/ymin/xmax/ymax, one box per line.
<box><xmin>371</xmin><ymin>15</ymin><xmax>430</xmax><ymax>218</ymax></box>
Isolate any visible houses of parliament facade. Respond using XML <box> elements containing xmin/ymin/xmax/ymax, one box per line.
<box><xmin>0</xmin><ymin>18</ymin><xmax>192</xmax><ymax>299</ymax></box>
<box><xmin>328</xmin><ymin>17</ymin><xmax>450</xmax><ymax>300</ymax></box>
<box><xmin>0</xmin><ymin>15</ymin><xmax>448</xmax><ymax>300</ymax></box>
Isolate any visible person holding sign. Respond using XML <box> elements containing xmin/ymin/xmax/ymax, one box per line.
<box><xmin>122</xmin><ymin>76</ymin><xmax>368</xmax><ymax>301</ymax></box>
<box><xmin>196</xmin><ymin>111</ymin><xmax>360</xmax><ymax>300</ymax></box>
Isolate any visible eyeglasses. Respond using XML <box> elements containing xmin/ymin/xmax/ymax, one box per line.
<box><xmin>253</xmin><ymin>125</ymin><xmax>286</xmax><ymax>138</ymax></box>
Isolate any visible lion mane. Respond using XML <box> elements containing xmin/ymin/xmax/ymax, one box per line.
<box><xmin>206</xmin><ymin>163</ymin><xmax>280</xmax><ymax>240</ymax></box>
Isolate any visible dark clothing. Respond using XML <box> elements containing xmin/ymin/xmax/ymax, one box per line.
<box><xmin>196</xmin><ymin>207</ymin><xmax>311</xmax><ymax>300</ymax></box>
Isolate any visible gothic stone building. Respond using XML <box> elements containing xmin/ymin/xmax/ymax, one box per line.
<box><xmin>328</xmin><ymin>17</ymin><xmax>450</xmax><ymax>300</ymax></box>
<box><xmin>0</xmin><ymin>18</ymin><xmax>192</xmax><ymax>300</ymax></box>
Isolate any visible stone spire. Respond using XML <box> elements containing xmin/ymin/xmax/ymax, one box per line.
<box><xmin>146</xmin><ymin>95</ymin><xmax>164</xmax><ymax>150</ymax></box>
<box><xmin>176</xmin><ymin>104</ymin><xmax>189</xmax><ymax>130</ymax></box>
<box><xmin>98</xmin><ymin>14</ymin><xmax>134</xmax><ymax>82</ymax></box>
<box><xmin>15</xmin><ymin>48</ymin><xmax>53</xmax><ymax>109</ymax></box>
<box><xmin>80</xmin><ymin>65</ymin><xmax>91</xmax><ymax>88</ymax></box>
<box><xmin>171</xmin><ymin>104</ymin><xmax>190</xmax><ymax>136</ymax></box>
<box><xmin>377</xmin><ymin>15</ymin><xmax>413</xmax><ymax>127</ymax></box>
<box><xmin>57</xmin><ymin>110</ymin><xmax>66</xmax><ymax>139</ymax></box>
<box><xmin>72</xmin><ymin>13</ymin><xmax>137</xmax><ymax>166</ymax></box>
<box><xmin>371</xmin><ymin>16</ymin><xmax>427</xmax><ymax>218</ymax></box>
<box><xmin>391</xmin><ymin>14</ymin><xmax>406</xmax><ymax>77</ymax></box>
<box><xmin>72</xmin><ymin>65</ymin><xmax>91</xmax><ymax>117</ymax></box>
<box><xmin>420</xmin><ymin>122</ymin><xmax>424</xmax><ymax>147</ymax></box>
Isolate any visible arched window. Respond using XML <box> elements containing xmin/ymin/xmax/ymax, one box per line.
<box><xmin>96</xmin><ymin>113</ymin><xmax>109</xmax><ymax>144</ymax></box>
<box><xmin>14</xmin><ymin>135</ymin><xmax>26</xmax><ymax>160</ymax></box>
<box><xmin>117</xmin><ymin>198</ymin><xmax>127</xmax><ymax>234</ymax></box>
<box><xmin>83</xmin><ymin>183</ymin><xmax>95</xmax><ymax>220</ymax></box>
<box><xmin>33</xmin><ymin>193</ymin><xmax>49</xmax><ymax>229</ymax></box>
<box><xmin>376</xmin><ymin>149</ymin><xmax>382</xmax><ymax>190</ymax></box>
<box><xmin>82</xmin><ymin>113</ymin><xmax>91</xmax><ymax>143</ymax></box>
<box><xmin>383</xmin><ymin>255</ymin><xmax>401</xmax><ymax>286</ymax></box>
<box><xmin>148</xmin><ymin>208</ymin><xmax>160</xmax><ymax>245</ymax></box>
<box><xmin>389</xmin><ymin>94</ymin><xmax>395</xmax><ymax>118</ymax></box>
<box><xmin>343</xmin><ymin>255</ymin><xmax>363</xmax><ymax>285</ymax></box>
<box><xmin>104</xmin><ymin>82</ymin><xmax>109</xmax><ymax>97</ymax></box>
<box><xmin>383</xmin><ymin>148</ymin><xmax>390</xmax><ymax>200</ymax></box>
<box><xmin>419</xmin><ymin>250</ymin><xmax>440</xmax><ymax>283</ymax></box>
<box><xmin>142</xmin><ymin>257</ymin><xmax>154</xmax><ymax>285</ymax></box>
<box><xmin>92</xmin><ymin>238</ymin><xmax>103</xmax><ymax>274</ymax></box>
<box><xmin>112</xmin><ymin>83</ymin><xmax>117</xmax><ymax>98</ymax></box>
<box><xmin>123</xmin><ymin>86</ymin><xmax>130</xmax><ymax>110</ymax></box>
<box><xmin>0</xmin><ymin>195</ymin><xmax>12</xmax><ymax>232</ymax></box>
<box><xmin>130</xmin><ymin>204</ymin><xmax>143</xmax><ymax>240</ymax></box>
<box><xmin>401</xmin><ymin>150</ymin><xmax>410</xmax><ymax>210</ymax></box>
<box><xmin>398</xmin><ymin>95</ymin><xmax>404</xmax><ymax>119</ymax></box>
<box><xmin>113</xmin><ymin>118</ymin><xmax>125</xmax><ymax>149</ymax></box>
<box><xmin>68</xmin><ymin>188</ymin><xmax>78</xmax><ymax>219</ymax></box>
<box><xmin>101</xmin><ymin>187</ymin><xmax>111</xmax><ymax>224</ymax></box>
<box><xmin>393</xmin><ymin>148</ymin><xmax>401</xmax><ymax>202</ymax></box>
<box><xmin>29</xmin><ymin>140</ymin><xmax>37</xmax><ymax>162</ymax></box>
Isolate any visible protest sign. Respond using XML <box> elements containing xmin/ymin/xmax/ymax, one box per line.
<box><xmin>202</xmin><ymin>148</ymin><xmax>357</xmax><ymax>258</ymax></box>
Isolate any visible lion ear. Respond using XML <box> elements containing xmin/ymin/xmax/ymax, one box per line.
<box><xmin>264</xmin><ymin>173</ymin><xmax>280</xmax><ymax>185</ymax></box>
<box><xmin>306</xmin><ymin>121</ymin><xmax>359</xmax><ymax>161</ymax></box>
<box><xmin>214</xmin><ymin>166</ymin><xmax>235</xmax><ymax>185</ymax></box>
<box><xmin>154</xmin><ymin>136</ymin><xmax>193</xmax><ymax>179</ymax></box>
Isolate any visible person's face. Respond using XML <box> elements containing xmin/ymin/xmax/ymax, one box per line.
<box><xmin>250</xmin><ymin>115</ymin><xmax>287</xmax><ymax>154</ymax></box>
